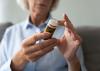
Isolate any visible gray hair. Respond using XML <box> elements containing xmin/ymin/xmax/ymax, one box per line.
<box><xmin>17</xmin><ymin>0</ymin><xmax>59</xmax><ymax>12</ymax></box>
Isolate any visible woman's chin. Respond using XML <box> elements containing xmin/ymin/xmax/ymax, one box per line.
<box><xmin>34</xmin><ymin>10</ymin><xmax>48</xmax><ymax>16</ymax></box>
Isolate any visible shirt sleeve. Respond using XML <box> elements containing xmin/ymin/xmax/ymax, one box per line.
<box><xmin>76</xmin><ymin>46</ymin><xmax>87</xmax><ymax>71</ymax></box>
<box><xmin>0</xmin><ymin>29</ymin><xmax>12</xmax><ymax>71</ymax></box>
<box><xmin>0</xmin><ymin>58</ymin><xmax>12</xmax><ymax>71</ymax></box>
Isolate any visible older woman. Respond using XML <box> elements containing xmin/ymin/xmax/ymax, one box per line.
<box><xmin>0</xmin><ymin>0</ymin><xmax>86</xmax><ymax>71</ymax></box>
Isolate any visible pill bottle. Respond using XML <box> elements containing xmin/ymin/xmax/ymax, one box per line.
<box><xmin>44</xmin><ymin>18</ymin><xmax>59</xmax><ymax>38</ymax></box>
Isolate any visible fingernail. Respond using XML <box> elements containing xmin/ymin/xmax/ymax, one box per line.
<box><xmin>64</xmin><ymin>13</ymin><xmax>68</xmax><ymax>20</ymax></box>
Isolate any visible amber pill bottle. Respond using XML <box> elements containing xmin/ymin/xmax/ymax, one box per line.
<box><xmin>44</xmin><ymin>18</ymin><xmax>59</xmax><ymax>38</ymax></box>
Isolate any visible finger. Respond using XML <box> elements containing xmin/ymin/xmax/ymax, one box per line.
<box><xmin>75</xmin><ymin>35</ymin><xmax>82</xmax><ymax>43</ymax></box>
<box><xmin>68</xmin><ymin>29</ymin><xmax>82</xmax><ymax>42</ymax></box>
<box><xmin>23</xmin><ymin>38</ymin><xmax>57</xmax><ymax>54</ymax></box>
<box><xmin>58</xmin><ymin>14</ymin><xmax>72</xmax><ymax>27</ymax></box>
<box><xmin>63</xmin><ymin>14</ymin><xmax>76</xmax><ymax>39</ymax></box>
<box><xmin>65</xmin><ymin>28</ymin><xmax>81</xmax><ymax>42</ymax></box>
<box><xmin>25</xmin><ymin>54</ymin><xmax>40</xmax><ymax>62</ymax></box>
<box><xmin>64</xmin><ymin>14</ymin><xmax>75</xmax><ymax>31</ymax></box>
<box><xmin>58</xmin><ymin>14</ymin><xmax>73</xmax><ymax>29</ymax></box>
<box><xmin>74</xmin><ymin>40</ymin><xmax>81</xmax><ymax>48</ymax></box>
<box><xmin>64</xmin><ymin>14</ymin><xmax>71</xmax><ymax>24</ymax></box>
<box><xmin>26</xmin><ymin>43</ymin><xmax>56</xmax><ymax>61</ymax></box>
<box><xmin>64</xmin><ymin>20</ymin><xmax>78</xmax><ymax>41</ymax></box>
<box><xmin>22</xmin><ymin>32</ymin><xmax>51</xmax><ymax>47</ymax></box>
<box><xmin>58</xmin><ymin>20</ymin><xmax>65</xmax><ymax>26</ymax></box>
<box><xmin>58</xmin><ymin>13</ymin><xmax>72</xmax><ymax>26</ymax></box>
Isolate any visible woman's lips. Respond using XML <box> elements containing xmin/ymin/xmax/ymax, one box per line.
<box><xmin>39</xmin><ymin>4</ymin><xmax>46</xmax><ymax>6</ymax></box>
<box><xmin>37</xmin><ymin>3</ymin><xmax>47</xmax><ymax>8</ymax></box>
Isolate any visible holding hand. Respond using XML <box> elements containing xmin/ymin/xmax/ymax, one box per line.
<box><xmin>11</xmin><ymin>32</ymin><xmax>57</xmax><ymax>71</ymax></box>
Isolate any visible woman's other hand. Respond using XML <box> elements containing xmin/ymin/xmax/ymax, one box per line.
<box><xmin>57</xmin><ymin>14</ymin><xmax>82</xmax><ymax>71</ymax></box>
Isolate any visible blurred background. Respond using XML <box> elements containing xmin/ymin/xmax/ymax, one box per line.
<box><xmin>0</xmin><ymin>0</ymin><xmax>100</xmax><ymax>27</ymax></box>
<box><xmin>1</xmin><ymin>1</ymin><xmax>100</xmax><ymax>71</ymax></box>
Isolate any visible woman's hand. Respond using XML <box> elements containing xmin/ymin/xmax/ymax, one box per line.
<box><xmin>57</xmin><ymin>14</ymin><xmax>82</xmax><ymax>71</ymax></box>
<box><xmin>11</xmin><ymin>32</ymin><xmax>57</xmax><ymax>71</ymax></box>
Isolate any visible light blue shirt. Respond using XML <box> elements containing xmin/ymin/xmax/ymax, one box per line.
<box><xmin>0</xmin><ymin>16</ymin><xmax>86</xmax><ymax>71</ymax></box>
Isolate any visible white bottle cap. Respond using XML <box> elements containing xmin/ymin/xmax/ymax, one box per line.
<box><xmin>48</xmin><ymin>18</ymin><xmax>58</xmax><ymax>27</ymax></box>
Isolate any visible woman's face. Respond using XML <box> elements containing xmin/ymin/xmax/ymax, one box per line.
<box><xmin>28</xmin><ymin>0</ymin><xmax>54</xmax><ymax>16</ymax></box>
